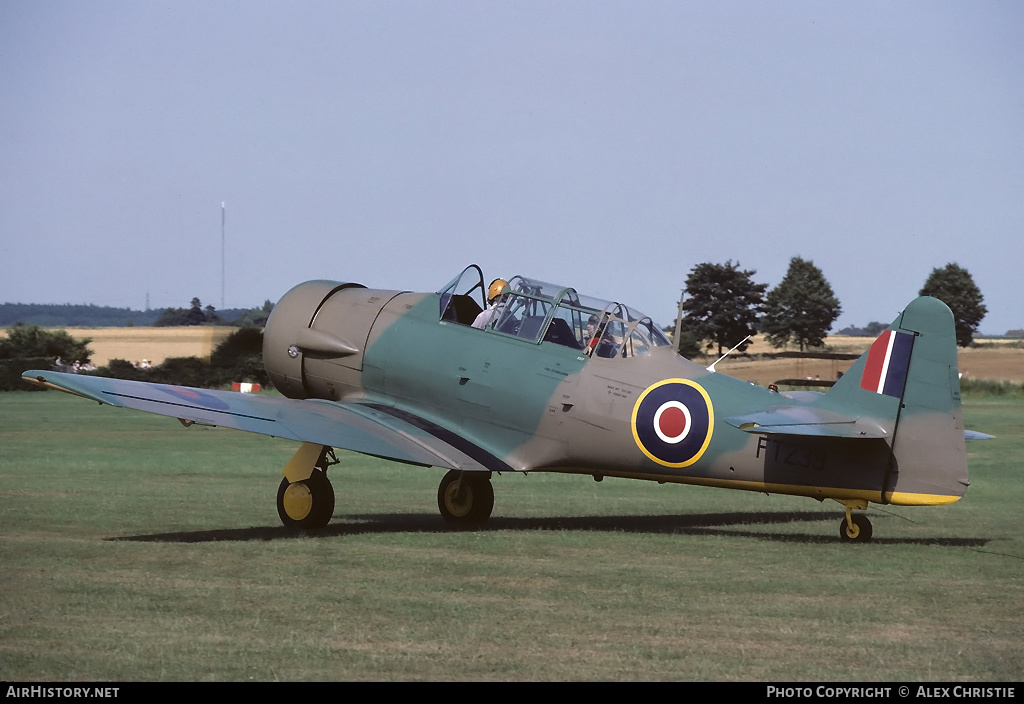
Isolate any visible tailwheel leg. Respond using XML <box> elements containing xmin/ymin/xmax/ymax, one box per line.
<box><xmin>277</xmin><ymin>444</ymin><xmax>338</xmax><ymax>529</ymax></box>
<box><xmin>437</xmin><ymin>469</ymin><xmax>494</xmax><ymax>526</ymax></box>
<box><xmin>838</xmin><ymin>501</ymin><xmax>873</xmax><ymax>542</ymax></box>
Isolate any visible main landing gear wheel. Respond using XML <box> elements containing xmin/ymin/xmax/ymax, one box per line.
<box><xmin>840</xmin><ymin>513</ymin><xmax>873</xmax><ymax>542</ymax></box>
<box><xmin>277</xmin><ymin>469</ymin><xmax>335</xmax><ymax>529</ymax></box>
<box><xmin>437</xmin><ymin>470</ymin><xmax>494</xmax><ymax>526</ymax></box>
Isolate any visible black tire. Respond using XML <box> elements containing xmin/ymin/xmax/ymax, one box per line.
<box><xmin>277</xmin><ymin>470</ymin><xmax>335</xmax><ymax>529</ymax></box>
<box><xmin>839</xmin><ymin>514</ymin><xmax>873</xmax><ymax>542</ymax></box>
<box><xmin>437</xmin><ymin>470</ymin><xmax>494</xmax><ymax>525</ymax></box>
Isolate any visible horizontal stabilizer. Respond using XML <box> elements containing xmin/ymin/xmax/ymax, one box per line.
<box><xmin>731</xmin><ymin>296</ymin><xmax>973</xmax><ymax>503</ymax></box>
<box><xmin>726</xmin><ymin>405</ymin><xmax>889</xmax><ymax>439</ymax></box>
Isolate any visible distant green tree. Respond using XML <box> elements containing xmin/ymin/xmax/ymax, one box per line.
<box><xmin>919</xmin><ymin>263</ymin><xmax>987</xmax><ymax>347</ymax></box>
<box><xmin>154</xmin><ymin>303</ymin><xmax>191</xmax><ymax>326</ymax></box>
<box><xmin>210</xmin><ymin>326</ymin><xmax>267</xmax><ymax>385</ymax></box>
<box><xmin>0</xmin><ymin>323</ymin><xmax>93</xmax><ymax>364</ymax></box>
<box><xmin>673</xmin><ymin>329</ymin><xmax>704</xmax><ymax>359</ymax></box>
<box><xmin>680</xmin><ymin>261</ymin><xmax>767</xmax><ymax>356</ymax></box>
<box><xmin>233</xmin><ymin>300</ymin><xmax>274</xmax><ymax>327</ymax></box>
<box><xmin>102</xmin><ymin>358</ymin><xmax>146</xmax><ymax>381</ymax></box>
<box><xmin>154</xmin><ymin>297</ymin><xmax>224</xmax><ymax>327</ymax></box>
<box><xmin>204</xmin><ymin>305</ymin><xmax>224</xmax><ymax>325</ymax></box>
<box><xmin>185</xmin><ymin>298</ymin><xmax>206</xmax><ymax>325</ymax></box>
<box><xmin>838</xmin><ymin>321</ymin><xmax>888</xmax><ymax>337</ymax></box>
<box><xmin>761</xmin><ymin>257</ymin><xmax>842</xmax><ymax>351</ymax></box>
<box><xmin>148</xmin><ymin>357</ymin><xmax>212</xmax><ymax>387</ymax></box>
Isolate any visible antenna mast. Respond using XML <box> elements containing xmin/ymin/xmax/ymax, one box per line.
<box><xmin>221</xmin><ymin>201</ymin><xmax>226</xmax><ymax>309</ymax></box>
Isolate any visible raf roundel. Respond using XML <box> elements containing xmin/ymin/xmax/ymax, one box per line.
<box><xmin>631</xmin><ymin>379</ymin><xmax>714</xmax><ymax>467</ymax></box>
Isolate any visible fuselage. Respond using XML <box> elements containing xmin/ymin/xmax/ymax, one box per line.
<box><xmin>263</xmin><ymin>274</ymin><xmax>959</xmax><ymax>507</ymax></box>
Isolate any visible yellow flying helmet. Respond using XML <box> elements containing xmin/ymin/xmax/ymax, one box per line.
<box><xmin>488</xmin><ymin>278</ymin><xmax>508</xmax><ymax>303</ymax></box>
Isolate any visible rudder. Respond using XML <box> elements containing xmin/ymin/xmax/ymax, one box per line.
<box><xmin>826</xmin><ymin>296</ymin><xmax>967</xmax><ymax>504</ymax></box>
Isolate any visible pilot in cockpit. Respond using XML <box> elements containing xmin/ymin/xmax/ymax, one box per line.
<box><xmin>586</xmin><ymin>316</ymin><xmax>623</xmax><ymax>358</ymax></box>
<box><xmin>472</xmin><ymin>278</ymin><xmax>508</xmax><ymax>329</ymax></box>
<box><xmin>583</xmin><ymin>315</ymin><xmax>600</xmax><ymax>346</ymax></box>
<box><xmin>583</xmin><ymin>315</ymin><xmax>612</xmax><ymax>357</ymax></box>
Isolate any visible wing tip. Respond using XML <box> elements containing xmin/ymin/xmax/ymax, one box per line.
<box><xmin>21</xmin><ymin>370</ymin><xmax>104</xmax><ymax>402</ymax></box>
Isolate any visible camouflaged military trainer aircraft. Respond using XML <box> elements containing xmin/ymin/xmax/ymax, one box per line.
<box><xmin>23</xmin><ymin>264</ymin><xmax>981</xmax><ymax>542</ymax></box>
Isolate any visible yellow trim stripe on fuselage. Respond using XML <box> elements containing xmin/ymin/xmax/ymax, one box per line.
<box><xmin>541</xmin><ymin>468</ymin><xmax>962</xmax><ymax>507</ymax></box>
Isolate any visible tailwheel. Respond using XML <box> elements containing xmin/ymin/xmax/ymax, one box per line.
<box><xmin>839</xmin><ymin>513</ymin><xmax>873</xmax><ymax>542</ymax></box>
<box><xmin>437</xmin><ymin>470</ymin><xmax>494</xmax><ymax>526</ymax></box>
<box><xmin>277</xmin><ymin>469</ymin><xmax>335</xmax><ymax>529</ymax></box>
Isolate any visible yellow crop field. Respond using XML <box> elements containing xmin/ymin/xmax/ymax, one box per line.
<box><xmin>1</xmin><ymin>326</ymin><xmax>236</xmax><ymax>367</ymax></box>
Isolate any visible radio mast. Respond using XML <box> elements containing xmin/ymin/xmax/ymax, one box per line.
<box><xmin>221</xmin><ymin>201</ymin><xmax>226</xmax><ymax>309</ymax></box>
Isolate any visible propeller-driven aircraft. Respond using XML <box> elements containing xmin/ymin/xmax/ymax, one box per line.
<box><xmin>24</xmin><ymin>264</ymin><xmax>981</xmax><ymax>541</ymax></box>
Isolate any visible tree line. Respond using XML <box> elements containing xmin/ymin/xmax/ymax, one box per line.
<box><xmin>151</xmin><ymin>298</ymin><xmax>274</xmax><ymax>327</ymax></box>
<box><xmin>0</xmin><ymin>299</ymin><xmax>274</xmax><ymax>328</ymax></box>
<box><xmin>675</xmin><ymin>259</ymin><xmax>988</xmax><ymax>358</ymax></box>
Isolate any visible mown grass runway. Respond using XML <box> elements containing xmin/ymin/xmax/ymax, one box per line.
<box><xmin>1</xmin><ymin>391</ymin><xmax>1021</xmax><ymax>681</ymax></box>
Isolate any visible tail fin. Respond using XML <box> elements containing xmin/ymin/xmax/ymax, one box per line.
<box><xmin>826</xmin><ymin>296</ymin><xmax>968</xmax><ymax>504</ymax></box>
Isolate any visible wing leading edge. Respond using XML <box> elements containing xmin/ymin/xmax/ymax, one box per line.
<box><xmin>22</xmin><ymin>370</ymin><xmax>497</xmax><ymax>472</ymax></box>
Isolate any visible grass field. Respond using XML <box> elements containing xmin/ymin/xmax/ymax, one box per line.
<box><xmin>1</xmin><ymin>391</ymin><xmax>1021</xmax><ymax>682</ymax></box>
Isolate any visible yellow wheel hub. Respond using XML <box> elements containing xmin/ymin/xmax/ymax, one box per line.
<box><xmin>282</xmin><ymin>482</ymin><xmax>313</xmax><ymax>521</ymax></box>
<box><xmin>443</xmin><ymin>483</ymin><xmax>473</xmax><ymax>518</ymax></box>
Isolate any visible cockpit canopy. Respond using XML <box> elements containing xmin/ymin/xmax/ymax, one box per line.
<box><xmin>439</xmin><ymin>265</ymin><xmax>673</xmax><ymax>359</ymax></box>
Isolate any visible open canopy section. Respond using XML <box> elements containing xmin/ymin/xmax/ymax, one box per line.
<box><xmin>439</xmin><ymin>267</ymin><xmax>672</xmax><ymax>358</ymax></box>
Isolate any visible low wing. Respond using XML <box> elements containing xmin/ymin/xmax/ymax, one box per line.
<box><xmin>22</xmin><ymin>370</ymin><xmax>500</xmax><ymax>472</ymax></box>
<box><xmin>725</xmin><ymin>405</ymin><xmax>889</xmax><ymax>439</ymax></box>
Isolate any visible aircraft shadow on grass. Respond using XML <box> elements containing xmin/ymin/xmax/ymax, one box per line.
<box><xmin>107</xmin><ymin>510</ymin><xmax>990</xmax><ymax>548</ymax></box>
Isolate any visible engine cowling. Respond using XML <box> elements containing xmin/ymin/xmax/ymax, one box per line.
<box><xmin>263</xmin><ymin>281</ymin><xmax>354</xmax><ymax>398</ymax></box>
<box><xmin>264</xmin><ymin>280</ymin><xmax>409</xmax><ymax>399</ymax></box>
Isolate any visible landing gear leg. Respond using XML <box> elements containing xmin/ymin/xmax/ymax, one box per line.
<box><xmin>277</xmin><ymin>444</ymin><xmax>338</xmax><ymax>529</ymax></box>
<box><xmin>838</xmin><ymin>502</ymin><xmax>873</xmax><ymax>542</ymax></box>
<box><xmin>437</xmin><ymin>470</ymin><xmax>494</xmax><ymax>526</ymax></box>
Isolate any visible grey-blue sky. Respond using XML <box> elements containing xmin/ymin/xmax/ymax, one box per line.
<box><xmin>1</xmin><ymin>1</ymin><xmax>1021</xmax><ymax>335</ymax></box>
